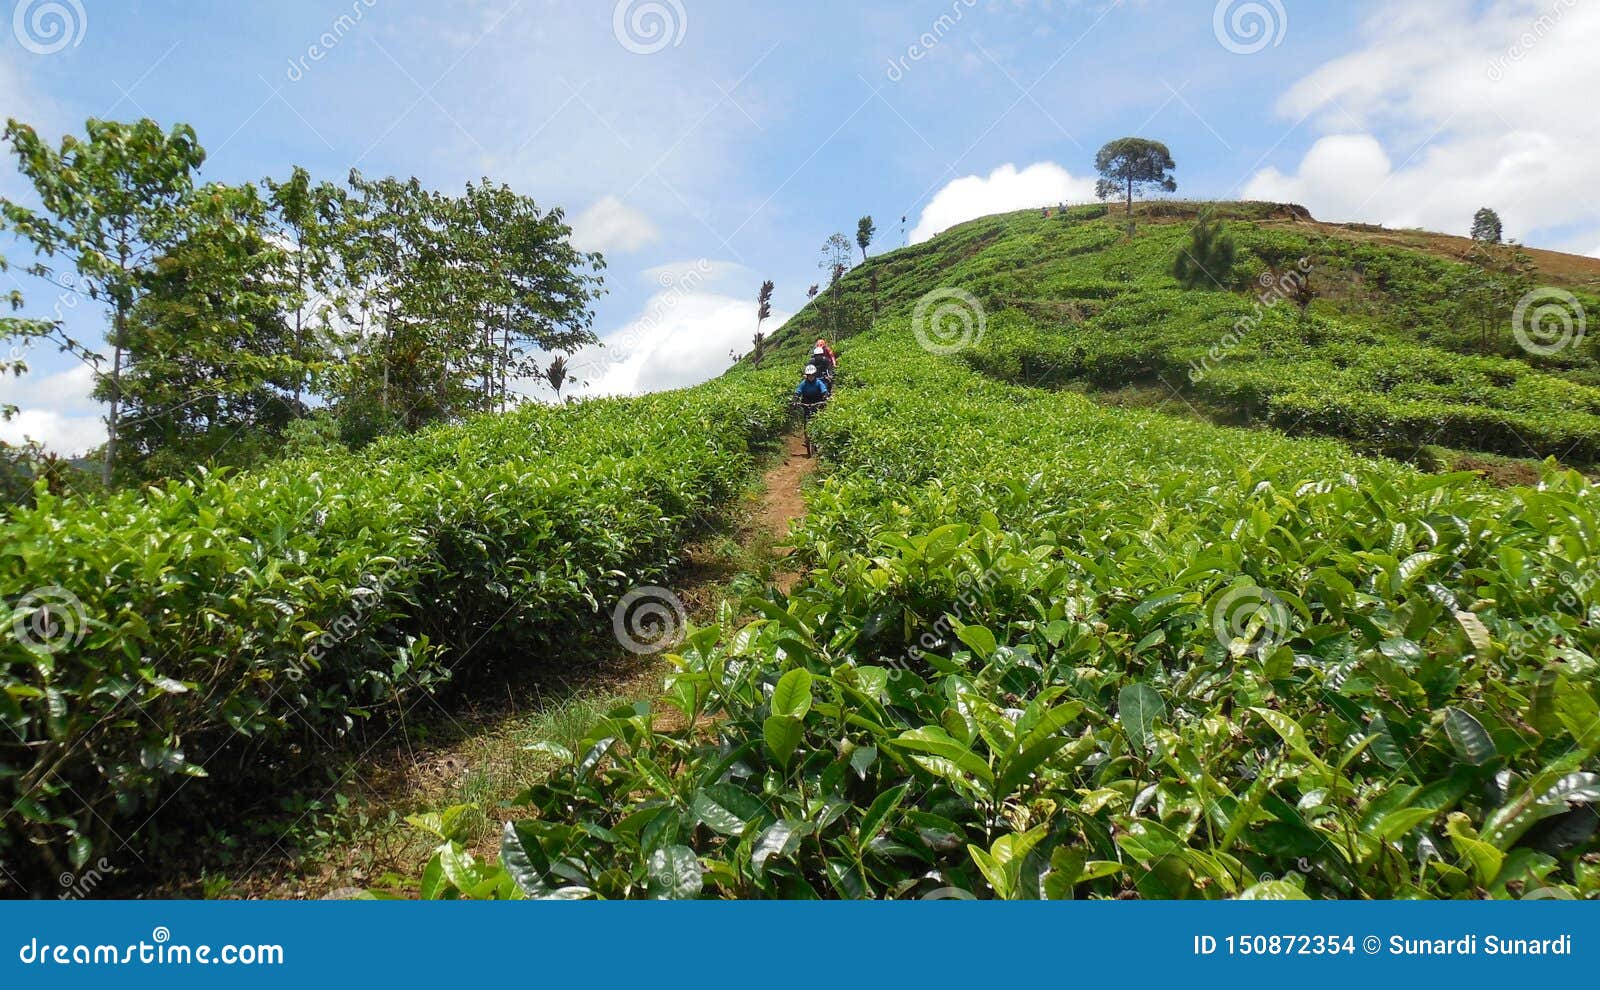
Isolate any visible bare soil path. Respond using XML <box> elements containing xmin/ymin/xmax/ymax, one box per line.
<box><xmin>182</xmin><ymin>431</ymin><xmax>819</xmax><ymax>899</ymax></box>
<box><xmin>760</xmin><ymin>430</ymin><xmax>819</xmax><ymax>593</ymax></box>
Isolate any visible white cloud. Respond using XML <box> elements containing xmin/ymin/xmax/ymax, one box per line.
<box><xmin>567</xmin><ymin>195</ymin><xmax>661</xmax><ymax>254</ymax></box>
<box><xmin>562</xmin><ymin>279</ymin><xmax>791</xmax><ymax>398</ymax></box>
<box><xmin>1243</xmin><ymin>0</ymin><xmax>1600</xmax><ymax>247</ymax></box>
<box><xmin>0</xmin><ymin>363</ymin><xmax>104</xmax><ymax>456</ymax></box>
<box><xmin>0</xmin><ymin>410</ymin><xmax>104</xmax><ymax>458</ymax></box>
<box><xmin>909</xmin><ymin>162</ymin><xmax>1097</xmax><ymax>243</ymax></box>
<box><xmin>0</xmin><ymin>361</ymin><xmax>104</xmax><ymax>454</ymax></box>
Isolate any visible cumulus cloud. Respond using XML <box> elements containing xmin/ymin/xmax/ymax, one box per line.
<box><xmin>909</xmin><ymin>162</ymin><xmax>1097</xmax><ymax>243</ymax></box>
<box><xmin>0</xmin><ymin>363</ymin><xmax>104</xmax><ymax>456</ymax></box>
<box><xmin>1243</xmin><ymin>0</ymin><xmax>1600</xmax><ymax>249</ymax></box>
<box><xmin>561</xmin><ymin>269</ymin><xmax>790</xmax><ymax>398</ymax></box>
<box><xmin>567</xmin><ymin>195</ymin><xmax>661</xmax><ymax>254</ymax></box>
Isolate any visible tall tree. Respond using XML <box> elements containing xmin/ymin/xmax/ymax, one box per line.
<box><xmin>1093</xmin><ymin>137</ymin><xmax>1177</xmax><ymax>217</ymax></box>
<box><xmin>749</xmin><ymin>331</ymin><xmax>767</xmax><ymax>367</ymax></box>
<box><xmin>332</xmin><ymin>172</ymin><xmax>604</xmax><ymax>430</ymax></box>
<box><xmin>109</xmin><ymin>182</ymin><xmax>300</xmax><ymax>478</ymax></box>
<box><xmin>264</xmin><ymin>167</ymin><xmax>346</xmax><ymax>410</ymax></box>
<box><xmin>0</xmin><ymin>118</ymin><xmax>206</xmax><ymax>483</ymax></box>
<box><xmin>1471</xmin><ymin>207</ymin><xmax>1504</xmax><ymax>244</ymax></box>
<box><xmin>856</xmin><ymin>216</ymin><xmax>875</xmax><ymax>261</ymax></box>
<box><xmin>819</xmin><ymin>234</ymin><xmax>853</xmax><ymax>337</ymax></box>
<box><xmin>1459</xmin><ymin>240</ymin><xmax>1534</xmax><ymax>352</ymax></box>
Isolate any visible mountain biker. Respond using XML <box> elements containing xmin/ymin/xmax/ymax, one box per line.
<box><xmin>809</xmin><ymin>345</ymin><xmax>835</xmax><ymax>383</ymax></box>
<box><xmin>815</xmin><ymin>338</ymin><xmax>838</xmax><ymax>368</ymax></box>
<box><xmin>794</xmin><ymin>365</ymin><xmax>829</xmax><ymax>409</ymax></box>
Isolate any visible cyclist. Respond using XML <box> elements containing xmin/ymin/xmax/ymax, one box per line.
<box><xmin>815</xmin><ymin>338</ymin><xmax>838</xmax><ymax>369</ymax></box>
<box><xmin>794</xmin><ymin>364</ymin><xmax>830</xmax><ymax>411</ymax></box>
<box><xmin>809</xmin><ymin>344</ymin><xmax>835</xmax><ymax>384</ymax></box>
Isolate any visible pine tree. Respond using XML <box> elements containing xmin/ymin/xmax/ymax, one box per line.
<box><xmin>1471</xmin><ymin>207</ymin><xmax>1503</xmax><ymax>244</ymax></box>
<box><xmin>1172</xmin><ymin>213</ymin><xmax>1236</xmax><ymax>290</ymax></box>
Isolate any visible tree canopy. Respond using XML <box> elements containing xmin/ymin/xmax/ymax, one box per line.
<box><xmin>1093</xmin><ymin>137</ymin><xmax>1177</xmax><ymax>216</ymax></box>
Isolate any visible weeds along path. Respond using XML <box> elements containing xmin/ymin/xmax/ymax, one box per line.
<box><xmin>188</xmin><ymin>431</ymin><xmax>819</xmax><ymax>899</ymax></box>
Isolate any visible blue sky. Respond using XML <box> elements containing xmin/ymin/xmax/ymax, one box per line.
<box><xmin>3</xmin><ymin>0</ymin><xmax>1597</xmax><ymax>453</ymax></box>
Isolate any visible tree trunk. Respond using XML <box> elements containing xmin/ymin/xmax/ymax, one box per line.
<box><xmin>102</xmin><ymin>335</ymin><xmax>122</xmax><ymax>486</ymax></box>
<box><xmin>293</xmin><ymin>237</ymin><xmax>305</xmax><ymax>411</ymax></box>
<box><xmin>1126</xmin><ymin>175</ymin><xmax>1133</xmax><ymax>217</ymax></box>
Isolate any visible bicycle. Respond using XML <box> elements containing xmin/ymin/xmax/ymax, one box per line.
<box><xmin>791</xmin><ymin>399</ymin><xmax>827</xmax><ymax>458</ymax></box>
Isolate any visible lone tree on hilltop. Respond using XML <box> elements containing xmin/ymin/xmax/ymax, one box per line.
<box><xmin>857</xmin><ymin>216</ymin><xmax>875</xmax><ymax>261</ymax></box>
<box><xmin>1172</xmin><ymin>212</ymin><xmax>1236</xmax><ymax>290</ymax></box>
<box><xmin>1094</xmin><ymin>137</ymin><xmax>1177</xmax><ymax>217</ymax></box>
<box><xmin>1471</xmin><ymin>207</ymin><xmax>1503</xmax><ymax>244</ymax></box>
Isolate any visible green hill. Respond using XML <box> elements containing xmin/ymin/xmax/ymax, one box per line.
<box><xmin>6</xmin><ymin>202</ymin><xmax>1600</xmax><ymax>899</ymax></box>
<box><xmin>769</xmin><ymin>201</ymin><xmax>1600</xmax><ymax>470</ymax></box>
<box><xmin>471</xmin><ymin>203</ymin><xmax>1600</xmax><ymax>900</ymax></box>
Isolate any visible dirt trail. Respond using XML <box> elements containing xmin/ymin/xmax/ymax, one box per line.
<box><xmin>185</xmin><ymin>429</ymin><xmax>822</xmax><ymax>898</ymax></box>
<box><xmin>760</xmin><ymin>430</ymin><xmax>819</xmax><ymax>593</ymax></box>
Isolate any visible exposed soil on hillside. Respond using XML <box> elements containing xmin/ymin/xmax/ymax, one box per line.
<box><xmin>1275</xmin><ymin>220</ymin><xmax>1600</xmax><ymax>291</ymax></box>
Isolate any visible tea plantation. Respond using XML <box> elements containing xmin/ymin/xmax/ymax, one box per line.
<box><xmin>6</xmin><ymin>203</ymin><xmax>1599</xmax><ymax>898</ymax></box>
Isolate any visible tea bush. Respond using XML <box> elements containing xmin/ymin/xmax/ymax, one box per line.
<box><xmin>1</xmin><ymin>369</ymin><xmax>790</xmax><ymax>874</ymax></box>
<box><xmin>454</xmin><ymin>338</ymin><xmax>1599</xmax><ymax>899</ymax></box>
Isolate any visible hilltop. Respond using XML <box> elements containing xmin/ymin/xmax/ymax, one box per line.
<box><xmin>762</xmin><ymin>201</ymin><xmax>1600</xmax><ymax>475</ymax></box>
